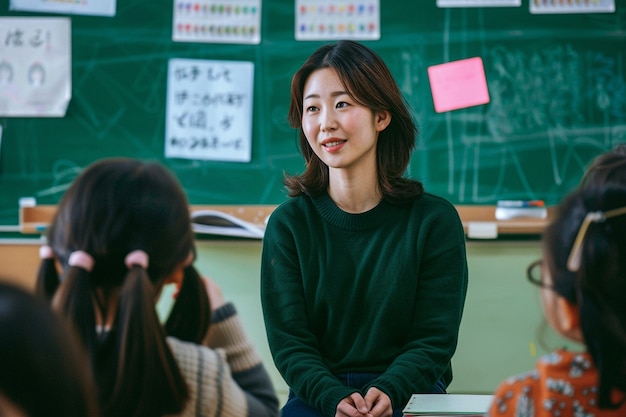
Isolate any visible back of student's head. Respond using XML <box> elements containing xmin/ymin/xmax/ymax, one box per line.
<box><xmin>0</xmin><ymin>281</ymin><xmax>98</xmax><ymax>417</ymax></box>
<box><xmin>580</xmin><ymin>143</ymin><xmax>626</xmax><ymax>189</ymax></box>
<box><xmin>543</xmin><ymin>184</ymin><xmax>626</xmax><ymax>408</ymax></box>
<box><xmin>36</xmin><ymin>157</ymin><xmax>210</xmax><ymax>417</ymax></box>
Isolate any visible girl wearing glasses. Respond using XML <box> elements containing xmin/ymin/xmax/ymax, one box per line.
<box><xmin>487</xmin><ymin>185</ymin><xmax>626</xmax><ymax>416</ymax></box>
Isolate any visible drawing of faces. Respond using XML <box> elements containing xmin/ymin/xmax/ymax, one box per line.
<box><xmin>28</xmin><ymin>62</ymin><xmax>45</xmax><ymax>86</ymax></box>
<box><xmin>0</xmin><ymin>61</ymin><xmax>13</xmax><ymax>85</ymax></box>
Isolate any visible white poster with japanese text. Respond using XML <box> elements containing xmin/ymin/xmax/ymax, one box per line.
<box><xmin>165</xmin><ymin>59</ymin><xmax>254</xmax><ymax>162</ymax></box>
<box><xmin>0</xmin><ymin>17</ymin><xmax>71</xmax><ymax>117</ymax></box>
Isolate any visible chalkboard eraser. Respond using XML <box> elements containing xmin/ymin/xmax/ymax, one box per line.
<box><xmin>497</xmin><ymin>200</ymin><xmax>545</xmax><ymax>208</ymax></box>
<box><xmin>19</xmin><ymin>197</ymin><xmax>37</xmax><ymax>207</ymax></box>
<box><xmin>467</xmin><ymin>221</ymin><xmax>498</xmax><ymax>239</ymax></box>
<box><xmin>495</xmin><ymin>205</ymin><xmax>548</xmax><ymax>220</ymax></box>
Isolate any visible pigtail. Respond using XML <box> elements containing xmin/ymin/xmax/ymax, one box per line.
<box><xmin>106</xmin><ymin>251</ymin><xmax>187</xmax><ymax>417</ymax></box>
<box><xmin>52</xmin><ymin>251</ymin><xmax>99</xmax><ymax>354</ymax></box>
<box><xmin>165</xmin><ymin>264</ymin><xmax>211</xmax><ymax>343</ymax></box>
<box><xmin>577</xmin><ymin>214</ymin><xmax>626</xmax><ymax>409</ymax></box>
<box><xmin>35</xmin><ymin>245</ymin><xmax>60</xmax><ymax>300</ymax></box>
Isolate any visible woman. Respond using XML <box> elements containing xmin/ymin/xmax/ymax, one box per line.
<box><xmin>261</xmin><ymin>40</ymin><xmax>468</xmax><ymax>417</ymax></box>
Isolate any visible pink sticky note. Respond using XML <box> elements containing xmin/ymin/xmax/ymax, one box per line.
<box><xmin>427</xmin><ymin>57</ymin><xmax>490</xmax><ymax>113</ymax></box>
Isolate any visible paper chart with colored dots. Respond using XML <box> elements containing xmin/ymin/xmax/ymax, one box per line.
<box><xmin>296</xmin><ymin>0</ymin><xmax>380</xmax><ymax>41</ymax></box>
<box><xmin>437</xmin><ymin>0</ymin><xmax>520</xmax><ymax>6</ymax></box>
<box><xmin>530</xmin><ymin>0</ymin><xmax>614</xmax><ymax>14</ymax></box>
<box><xmin>173</xmin><ymin>0</ymin><xmax>261</xmax><ymax>44</ymax></box>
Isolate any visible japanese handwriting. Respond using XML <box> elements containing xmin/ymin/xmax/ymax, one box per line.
<box><xmin>165</xmin><ymin>59</ymin><xmax>253</xmax><ymax>162</ymax></box>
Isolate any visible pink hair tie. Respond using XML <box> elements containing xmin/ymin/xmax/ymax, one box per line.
<box><xmin>68</xmin><ymin>251</ymin><xmax>95</xmax><ymax>272</ymax></box>
<box><xmin>125</xmin><ymin>250</ymin><xmax>149</xmax><ymax>269</ymax></box>
<box><xmin>39</xmin><ymin>245</ymin><xmax>54</xmax><ymax>260</ymax></box>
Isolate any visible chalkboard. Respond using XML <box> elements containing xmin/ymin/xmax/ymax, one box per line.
<box><xmin>1</xmin><ymin>0</ymin><xmax>626</xmax><ymax>226</ymax></box>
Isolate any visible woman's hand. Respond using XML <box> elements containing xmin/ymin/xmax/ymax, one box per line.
<box><xmin>335</xmin><ymin>392</ymin><xmax>371</xmax><ymax>417</ymax></box>
<box><xmin>363</xmin><ymin>388</ymin><xmax>392</xmax><ymax>417</ymax></box>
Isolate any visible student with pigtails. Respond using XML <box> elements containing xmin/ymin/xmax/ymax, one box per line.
<box><xmin>36</xmin><ymin>157</ymin><xmax>279</xmax><ymax>417</ymax></box>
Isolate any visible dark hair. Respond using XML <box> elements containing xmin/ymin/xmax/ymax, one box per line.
<box><xmin>580</xmin><ymin>144</ymin><xmax>626</xmax><ymax>189</ymax></box>
<box><xmin>543</xmin><ymin>185</ymin><xmax>626</xmax><ymax>408</ymax></box>
<box><xmin>0</xmin><ymin>281</ymin><xmax>99</xmax><ymax>417</ymax></box>
<box><xmin>285</xmin><ymin>40</ymin><xmax>423</xmax><ymax>202</ymax></box>
<box><xmin>36</xmin><ymin>158</ymin><xmax>211</xmax><ymax>417</ymax></box>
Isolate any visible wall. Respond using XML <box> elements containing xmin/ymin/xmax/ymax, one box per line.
<box><xmin>2</xmin><ymin>1</ymin><xmax>625</xmax><ymax>225</ymax></box>
<box><xmin>0</xmin><ymin>237</ymin><xmax>579</xmax><ymax>406</ymax></box>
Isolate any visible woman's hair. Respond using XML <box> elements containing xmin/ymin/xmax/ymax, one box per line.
<box><xmin>580</xmin><ymin>144</ymin><xmax>626</xmax><ymax>189</ymax></box>
<box><xmin>0</xmin><ymin>281</ymin><xmax>99</xmax><ymax>417</ymax></box>
<box><xmin>285</xmin><ymin>40</ymin><xmax>423</xmax><ymax>203</ymax></box>
<box><xmin>543</xmin><ymin>185</ymin><xmax>626</xmax><ymax>408</ymax></box>
<box><xmin>35</xmin><ymin>158</ymin><xmax>211</xmax><ymax>417</ymax></box>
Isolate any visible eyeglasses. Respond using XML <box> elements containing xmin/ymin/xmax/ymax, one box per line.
<box><xmin>567</xmin><ymin>205</ymin><xmax>626</xmax><ymax>272</ymax></box>
<box><xmin>526</xmin><ymin>259</ymin><xmax>551</xmax><ymax>289</ymax></box>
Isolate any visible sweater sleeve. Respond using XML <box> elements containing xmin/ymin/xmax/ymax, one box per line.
<box><xmin>205</xmin><ymin>303</ymin><xmax>279</xmax><ymax>417</ymax></box>
<box><xmin>168</xmin><ymin>302</ymin><xmax>279</xmax><ymax>417</ymax></box>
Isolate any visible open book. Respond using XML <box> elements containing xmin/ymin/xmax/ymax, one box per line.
<box><xmin>191</xmin><ymin>209</ymin><xmax>265</xmax><ymax>239</ymax></box>
<box><xmin>402</xmin><ymin>394</ymin><xmax>493</xmax><ymax>416</ymax></box>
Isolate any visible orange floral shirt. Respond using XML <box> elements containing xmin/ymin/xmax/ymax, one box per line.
<box><xmin>486</xmin><ymin>349</ymin><xmax>626</xmax><ymax>417</ymax></box>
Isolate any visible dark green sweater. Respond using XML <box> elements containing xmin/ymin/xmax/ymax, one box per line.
<box><xmin>260</xmin><ymin>192</ymin><xmax>468</xmax><ymax>417</ymax></box>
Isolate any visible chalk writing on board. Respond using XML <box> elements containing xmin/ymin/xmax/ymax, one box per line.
<box><xmin>399</xmin><ymin>35</ymin><xmax>626</xmax><ymax>204</ymax></box>
<box><xmin>0</xmin><ymin>17</ymin><xmax>71</xmax><ymax>117</ymax></box>
<box><xmin>165</xmin><ymin>59</ymin><xmax>254</xmax><ymax>162</ymax></box>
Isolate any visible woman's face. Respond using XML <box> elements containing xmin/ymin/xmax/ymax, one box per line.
<box><xmin>300</xmin><ymin>68</ymin><xmax>390</xmax><ymax>175</ymax></box>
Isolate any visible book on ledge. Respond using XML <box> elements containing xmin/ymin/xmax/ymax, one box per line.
<box><xmin>402</xmin><ymin>394</ymin><xmax>493</xmax><ymax>416</ymax></box>
<box><xmin>191</xmin><ymin>209</ymin><xmax>265</xmax><ymax>239</ymax></box>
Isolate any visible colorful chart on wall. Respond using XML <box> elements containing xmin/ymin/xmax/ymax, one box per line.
<box><xmin>295</xmin><ymin>0</ymin><xmax>380</xmax><ymax>41</ymax></box>
<box><xmin>172</xmin><ymin>0</ymin><xmax>261</xmax><ymax>44</ymax></box>
<box><xmin>530</xmin><ymin>0</ymin><xmax>614</xmax><ymax>14</ymax></box>
<box><xmin>9</xmin><ymin>0</ymin><xmax>116</xmax><ymax>16</ymax></box>
<box><xmin>437</xmin><ymin>0</ymin><xmax>520</xmax><ymax>6</ymax></box>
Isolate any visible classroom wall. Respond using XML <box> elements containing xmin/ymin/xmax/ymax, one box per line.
<box><xmin>2</xmin><ymin>1</ymin><xmax>625</xmax><ymax>225</ymax></box>
<box><xmin>193</xmin><ymin>239</ymin><xmax>579</xmax><ymax>403</ymax></box>
<box><xmin>0</xmin><ymin>237</ymin><xmax>579</xmax><ymax>406</ymax></box>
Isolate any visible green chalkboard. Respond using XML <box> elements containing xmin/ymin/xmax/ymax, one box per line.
<box><xmin>1</xmin><ymin>1</ymin><xmax>625</xmax><ymax>226</ymax></box>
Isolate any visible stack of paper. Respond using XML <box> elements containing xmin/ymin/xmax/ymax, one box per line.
<box><xmin>402</xmin><ymin>394</ymin><xmax>493</xmax><ymax>416</ymax></box>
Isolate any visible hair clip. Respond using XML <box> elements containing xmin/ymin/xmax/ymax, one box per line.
<box><xmin>567</xmin><ymin>207</ymin><xmax>626</xmax><ymax>272</ymax></box>
<box><xmin>125</xmin><ymin>250</ymin><xmax>149</xmax><ymax>269</ymax></box>
<box><xmin>68</xmin><ymin>251</ymin><xmax>95</xmax><ymax>272</ymax></box>
<box><xmin>39</xmin><ymin>245</ymin><xmax>54</xmax><ymax>260</ymax></box>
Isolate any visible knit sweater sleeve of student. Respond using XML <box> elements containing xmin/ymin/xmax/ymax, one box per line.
<box><xmin>166</xmin><ymin>302</ymin><xmax>279</xmax><ymax>417</ymax></box>
<box><xmin>261</xmin><ymin>193</ymin><xmax>468</xmax><ymax>416</ymax></box>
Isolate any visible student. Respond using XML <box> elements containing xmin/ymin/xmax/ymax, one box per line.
<box><xmin>37</xmin><ymin>158</ymin><xmax>279</xmax><ymax>417</ymax></box>
<box><xmin>0</xmin><ymin>281</ymin><xmax>98</xmax><ymax>417</ymax></box>
<box><xmin>486</xmin><ymin>185</ymin><xmax>626</xmax><ymax>416</ymax></box>
<box><xmin>260</xmin><ymin>40</ymin><xmax>469</xmax><ymax>417</ymax></box>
